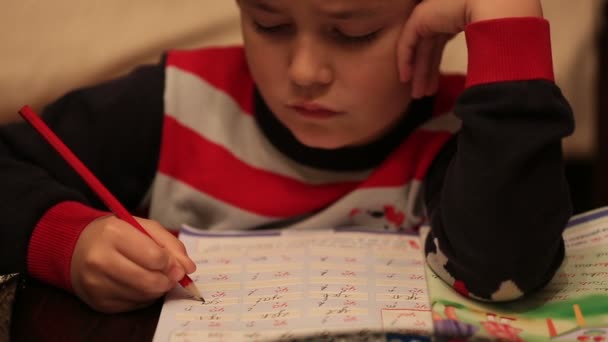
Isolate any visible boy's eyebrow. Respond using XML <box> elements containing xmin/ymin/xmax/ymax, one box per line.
<box><xmin>321</xmin><ymin>7</ymin><xmax>379</xmax><ymax>20</ymax></box>
<box><xmin>240</xmin><ymin>0</ymin><xmax>379</xmax><ymax>20</ymax></box>
<box><xmin>240</xmin><ymin>0</ymin><xmax>281</xmax><ymax>13</ymax></box>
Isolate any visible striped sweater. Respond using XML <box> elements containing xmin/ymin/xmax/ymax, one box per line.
<box><xmin>0</xmin><ymin>18</ymin><xmax>574</xmax><ymax>302</ymax></box>
<box><xmin>151</xmin><ymin>47</ymin><xmax>457</xmax><ymax>232</ymax></box>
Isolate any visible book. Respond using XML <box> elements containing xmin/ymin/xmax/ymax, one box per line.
<box><xmin>152</xmin><ymin>207</ymin><xmax>608</xmax><ymax>341</ymax></box>
<box><xmin>429</xmin><ymin>207</ymin><xmax>608</xmax><ymax>341</ymax></box>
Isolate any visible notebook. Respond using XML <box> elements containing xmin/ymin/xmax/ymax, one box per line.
<box><xmin>153</xmin><ymin>206</ymin><xmax>608</xmax><ymax>341</ymax></box>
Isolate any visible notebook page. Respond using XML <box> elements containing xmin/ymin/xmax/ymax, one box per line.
<box><xmin>153</xmin><ymin>228</ymin><xmax>432</xmax><ymax>341</ymax></box>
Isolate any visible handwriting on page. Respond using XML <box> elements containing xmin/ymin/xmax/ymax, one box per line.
<box><xmin>564</xmin><ymin>220</ymin><xmax>608</xmax><ymax>251</ymax></box>
<box><xmin>153</xmin><ymin>230</ymin><xmax>432</xmax><ymax>341</ymax></box>
<box><xmin>538</xmin><ymin>218</ymin><xmax>608</xmax><ymax>302</ymax></box>
<box><xmin>529</xmin><ymin>246</ymin><xmax>608</xmax><ymax>304</ymax></box>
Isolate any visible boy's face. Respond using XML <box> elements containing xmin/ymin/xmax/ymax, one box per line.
<box><xmin>238</xmin><ymin>0</ymin><xmax>416</xmax><ymax>149</ymax></box>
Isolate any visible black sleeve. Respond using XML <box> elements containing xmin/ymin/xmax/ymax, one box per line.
<box><xmin>424</xmin><ymin>80</ymin><xmax>574</xmax><ymax>301</ymax></box>
<box><xmin>0</xmin><ymin>62</ymin><xmax>166</xmax><ymax>275</ymax></box>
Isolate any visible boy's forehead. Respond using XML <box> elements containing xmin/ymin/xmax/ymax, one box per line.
<box><xmin>240</xmin><ymin>0</ymin><xmax>413</xmax><ymax>18</ymax></box>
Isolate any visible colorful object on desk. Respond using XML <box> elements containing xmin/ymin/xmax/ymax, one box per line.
<box><xmin>18</xmin><ymin>105</ymin><xmax>204</xmax><ymax>302</ymax></box>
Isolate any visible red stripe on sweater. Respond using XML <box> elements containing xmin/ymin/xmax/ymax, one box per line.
<box><xmin>158</xmin><ymin>117</ymin><xmax>450</xmax><ymax>217</ymax></box>
<box><xmin>167</xmin><ymin>47</ymin><xmax>255</xmax><ymax>115</ymax></box>
<box><xmin>159</xmin><ymin>116</ymin><xmax>356</xmax><ymax>217</ymax></box>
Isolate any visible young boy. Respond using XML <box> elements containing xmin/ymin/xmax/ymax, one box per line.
<box><xmin>0</xmin><ymin>0</ymin><xmax>574</xmax><ymax>313</ymax></box>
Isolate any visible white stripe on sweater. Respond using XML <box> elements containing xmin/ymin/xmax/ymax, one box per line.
<box><xmin>150</xmin><ymin>173</ymin><xmax>422</xmax><ymax>232</ymax></box>
<box><xmin>165</xmin><ymin>66</ymin><xmax>371</xmax><ymax>184</ymax></box>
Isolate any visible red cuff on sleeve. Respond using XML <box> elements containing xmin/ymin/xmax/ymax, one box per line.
<box><xmin>27</xmin><ymin>201</ymin><xmax>109</xmax><ymax>291</ymax></box>
<box><xmin>465</xmin><ymin>17</ymin><xmax>555</xmax><ymax>88</ymax></box>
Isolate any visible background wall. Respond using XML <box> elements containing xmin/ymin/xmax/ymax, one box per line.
<box><xmin>0</xmin><ymin>0</ymin><xmax>602</xmax><ymax>159</ymax></box>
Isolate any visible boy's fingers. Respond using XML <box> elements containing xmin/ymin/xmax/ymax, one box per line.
<box><xmin>165</xmin><ymin>256</ymin><xmax>187</xmax><ymax>282</ymax></box>
<box><xmin>103</xmin><ymin>274</ymin><xmax>169</xmax><ymax>304</ymax></box>
<box><xmin>139</xmin><ymin>219</ymin><xmax>197</xmax><ymax>274</ymax></box>
<box><xmin>114</xmin><ymin>225</ymin><xmax>172</xmax><ymax>272</ymax></box>
<box><xmin>84</xmin><ymin>285</ymin><xmax>157</xmax><ymax>313</ymax></box>
<box><xmin>411</xmin><ymin>38</ymin><xmax>436</xmax><ymax>99</ymax></box>
<box><xmin>397</xmin><ymin>15</ymin><xmax>420</xmax><ymax>83</ymax></box>
<box><xmin>173</xmin><ymin>252</ymin><xmax>196</xmax><ymax>275</ymax></box>
<box><xmin>89</xmin><ymin>252</ymin><xmax>177</xmax><ymax>303</ymax></box>
<box><xmin>77</xmin><ymin>268</ymin><xmax>168</xmax><ymax>311</ymax></box>
<box><xmin>108</xmin><ymin>266</ymin><xmax>175</xmax><ymax>301</ymax></box>
<box><xmin>425</xmin><ymin>38</ymin><xmax>448</xmax><ymax>96</ymax></box>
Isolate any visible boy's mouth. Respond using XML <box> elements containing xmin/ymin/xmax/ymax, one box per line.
<box><xmin>287</xmin><ymin>102</ymin><xmax>343</xmax><ymax>119</ymax></box>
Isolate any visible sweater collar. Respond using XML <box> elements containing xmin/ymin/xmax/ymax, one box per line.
<box><xmin>254</xmin><ymin>89</ymin><xmax>434</xmax><ymax>172</ymax></box>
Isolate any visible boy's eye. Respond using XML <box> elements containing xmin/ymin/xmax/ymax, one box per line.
<box><xmin>333</xmin><ymin>29</ymin><xmax>380</xmax><ymax>45</ymax></box>
<box><xmin>252</xmin><ymin>20</ymin><xmax>380</xmax><ymax>46</ymax></box>
<box><xmin>253</xmin><ymin>21</ymin><xmax>291</xmax><ymax>34</ymax></box>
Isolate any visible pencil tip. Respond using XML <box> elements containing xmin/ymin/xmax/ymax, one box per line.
<box><xmin>184</xmin><ymin>282</ymin><xmax>205</xmax><ymax>302</ymax></box>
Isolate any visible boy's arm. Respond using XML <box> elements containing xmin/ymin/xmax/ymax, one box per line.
<box><xmin>423</xmin><ymin>18</ymin><xmax>574</xmax><ymax>301</ymax></box>
<box><xmin>0</xmin><ymin>63</ymin><xmax>165</xmax><ymax>284</ymax></box>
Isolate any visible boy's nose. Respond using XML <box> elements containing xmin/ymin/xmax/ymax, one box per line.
<box><xmin>288</xmin><ymin>38</ymin><xmax>333</xmax><ymax>88</ymax></box>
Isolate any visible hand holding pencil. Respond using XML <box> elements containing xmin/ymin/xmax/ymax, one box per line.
<box><xmin>18</xmin><ymin>106</ymin><xmax>203</xmax><ymax>313</ymax></box>
<box><xmin>70</xmin><ymin>215</ymin><xmax>199</xmax><ymax>313</ymax></box>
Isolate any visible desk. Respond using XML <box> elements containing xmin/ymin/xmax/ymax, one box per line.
<box><xmin>10</xmin><ymin>276</ymin><xmax>162</xmax><ymax>342</ymax></box>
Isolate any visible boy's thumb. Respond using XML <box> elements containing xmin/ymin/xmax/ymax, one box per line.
<box><xmin>165</xmin><ymin>256</ymin><xmax>186</xmax><ymax>282</ymax></box>
<box><xmin>171</xmin><ymin>251</ymin><xmax>196</xmax><ymax>274</ymax></box>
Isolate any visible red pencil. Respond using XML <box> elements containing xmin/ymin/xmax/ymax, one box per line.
<box><xmin>18</xmin><ymin>105</ymin><xmax>203</xmax><ymax>302</ymax></box>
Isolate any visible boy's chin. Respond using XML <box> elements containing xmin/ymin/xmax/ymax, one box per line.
<box><xmin>293</xmin><ymin>132</ymin><xmax>357</xmax><ymax>150</ymax></box>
